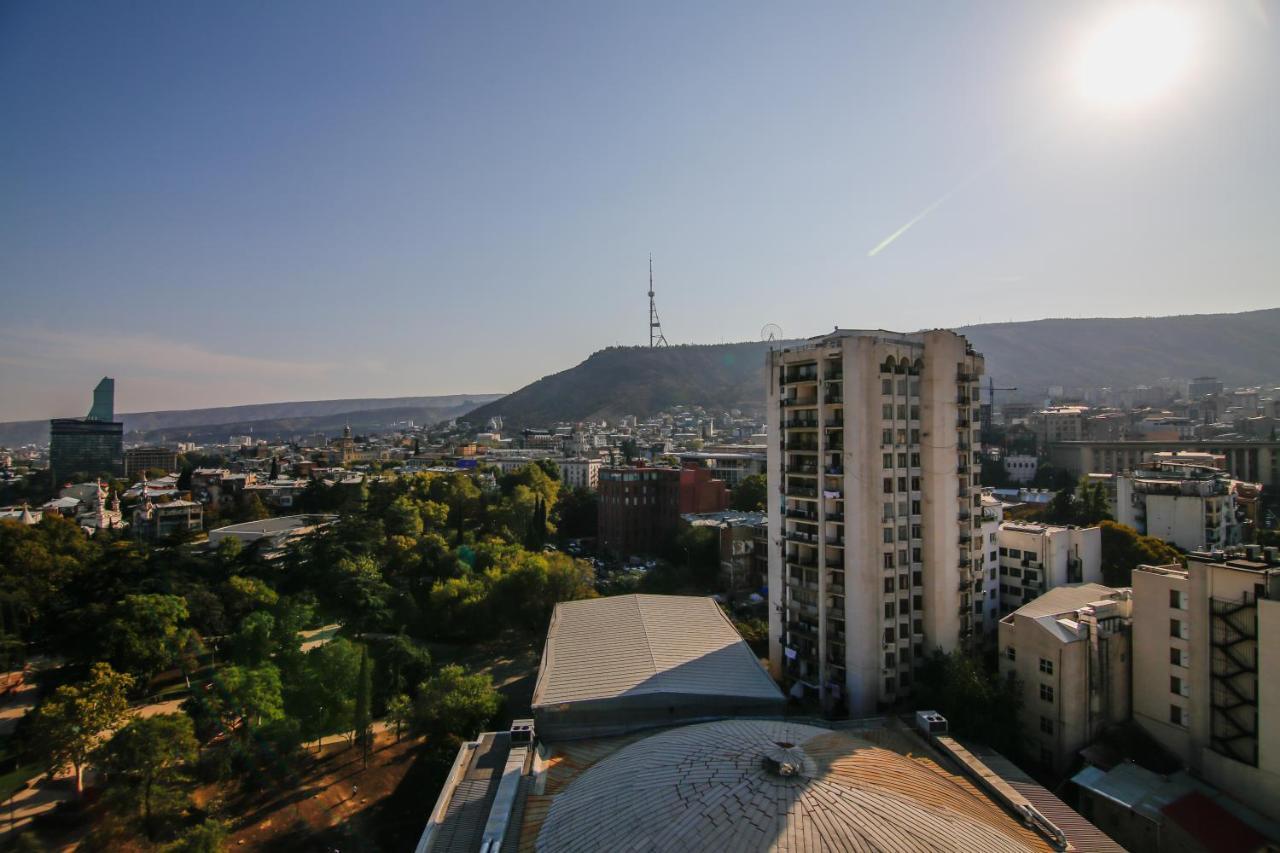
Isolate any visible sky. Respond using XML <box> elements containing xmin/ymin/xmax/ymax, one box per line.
<box><xmin>2</xmin><ymin>1</ymin><xmax>1278</xmax><ymax>421</ymax></box>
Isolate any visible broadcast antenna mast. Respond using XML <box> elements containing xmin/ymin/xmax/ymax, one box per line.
<box><xmin>648</xmin><ymin>255</ymin><xmax>669</xmax><ymax>347</ymax></box>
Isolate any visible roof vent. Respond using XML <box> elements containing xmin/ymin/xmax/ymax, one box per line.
<box><xmin>510</xmin><ymin>718</ymin><xmax>535</xmax><ymax>746</ymax></box>
<box><xmin>761</xmin><ymin>742</ymin><xmax>810</xmax><ymax>779</ymax></box>
<box><xmin>916</xmin><ymin>710</ymin><xmax>949</xmax><ymax>735</ymax></box>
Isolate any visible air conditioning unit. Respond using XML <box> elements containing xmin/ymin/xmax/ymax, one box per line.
<box><xmin>915</xmin><ymin>710</ymin><xmax>949</xmax><ymax>736</ymax></box>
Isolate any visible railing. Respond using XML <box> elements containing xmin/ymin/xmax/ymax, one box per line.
<box><xmin>784</xmin><ymin>419</ymin><xmax>818</xmax><ymax>429</ymax></box>
<box><xmin>785</xmin><ymin>509</ymin><xmax>818</xmax><ymax>520</ymax></box>
<box><xmin>824</xmin><ymin>395</ymin><xmax>844</xmax><ymax>404</ymax></box>
<box><xmin>787</xmin><ymin>486</ymin><xmax>819</xmax><ymax>498</ymax></box>
<box><xmin>825</xmin><ymin>466</ymin><xmax>844</xmax><ymax>475</ymax></box>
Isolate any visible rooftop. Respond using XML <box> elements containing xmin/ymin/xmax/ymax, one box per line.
<box><xmin>531</xmin><ymin>594</ymin><xmax>782</xmax><ymax>712</ymax></box>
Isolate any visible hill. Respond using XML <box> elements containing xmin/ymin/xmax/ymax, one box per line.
<box><xmin>467</xmin><ymin>308</ymin><xmax>1280</xmax><ymax>428</ymax></box>
<box><xmin>0</xmin><ymin>393</ymin><xmax>503</xmax><ymax>446</ymax></box>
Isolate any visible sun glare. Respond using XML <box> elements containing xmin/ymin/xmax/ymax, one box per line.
<box><xmin>1074</xmin><ymin>4</ymin><xmax>1196</xmax><ymax>110</ymax></box>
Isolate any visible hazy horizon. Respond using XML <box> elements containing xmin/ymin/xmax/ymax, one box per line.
<box><xmin>4</xmin><ymin>1</ymin><xmax>1278</xmax><ymax>420</ymax></box>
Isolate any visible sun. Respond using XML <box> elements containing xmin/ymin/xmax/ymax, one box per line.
<box><xmin>1074</xmin><ymin>4</ymin><xmax>1197</xmax><ymax>110</ymax></box>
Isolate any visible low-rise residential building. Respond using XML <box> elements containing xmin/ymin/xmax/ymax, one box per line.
<box><xmin>1050</xmin><ymin>438</ymin><xmax>1280</xmax><ymax>493</ymax></box>
<box><xmin>997</xmin><ymin>521</ymin><xmax>1102</xmax><ymax>614</ymax></box>
<box><xmin>1003</xmin><ymin>453</ymin><xmax>1038</xmax><ymax>484</ymax></box>
<box><xmin>1131</xmin><ymin>548</ymin><xmax>1280</xmax><ymax>822</ymax></box>
<box><xmin>1114</xmin><ymin>455</ymin><xmax>1256</xmax><ymax>551</ymax></box>
<box><xmin>680</xmin><ymin>510</ymin><xmax>768</xmax><ymax>595</ymax></box>
<box><xmin>998</xmin><ymin>583</ymin><xmax>1133</xmax><ymax>775</ymax></box>
<box><xmin>1034</xmin><ymin>406</ymin><xmax>1089</xmax><ymax>446</ymax></box>
<box><xmin>556</xmin><ymin>457</ymin><xmax>600</xmax><ymax>491</ymax></box>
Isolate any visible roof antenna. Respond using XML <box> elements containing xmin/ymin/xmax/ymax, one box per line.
<box><xmin>649</xmin><ymin>255</ymin><xmax>669</xmax><ymax>347</ymax></box>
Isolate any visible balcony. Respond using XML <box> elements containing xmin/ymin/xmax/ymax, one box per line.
<box><xmin>824</xmin><ymin>395</ymin><xmax>844</xmax><ymax>405</ymax></box>
<box><xmin>825</xmin><ymin>417</ymin><xmax>844</xmax><ymax>428</ymax></box>
<box><xmin>785</xmin><ymin>442</ymin><xmax>819</xmax><ymax>452</ymax></box>
<box><xmin>826</xmin><ymin>537</ymin><xmax>845</xmax><ymax>547</ymax></box>
<box><xmin>827</xmin><ymin>512</ymin><xmax>845</xmax><ymax>523</ymax></box>
<box><xmin>825</xmin><ymin>465</ymin><xmax>844</xmax><ymax>476</ymax></box>
<box><xmin>785</xmin><ymin>464</ymin><xmax>818</xmax><ymax>476</ymax></box>
<box><xmin>786</xmin><ymin>556</ymin><xmax>818</xmax><ymax>569</ymax></box>
<box><xmin>785</xmin><ymin>508</ymin><xmax>818</xmax><ymax>521</ymax></box>
<box><xmin>782</xmin><ymin>366</ymin><xmax>819</xmax><ymax>385</ymax></box>
<box><xmin>785</xmin><ymin>529</ymin><xmax>819</xmax><ymax>544</ymax></box>
<box><xmin>784</xmin><ymin>419</ymin><xmax>818</xmax><ymax>430</ymax></box>
<box><xmin>786</xmin><ymin>486</ymin><xmax>818</xmax><ymax>499</ymax></box>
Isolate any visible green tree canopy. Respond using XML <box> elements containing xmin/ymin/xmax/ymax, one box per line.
<box><xmin>105</xmin><ymin>593</ymin><xmax>190</xmax><ymax>684</ymax></box>
<box><xmin>1100</xmin><ymin>520</ymin><xmax>1184</xmax><ymax>586</ymax></box>
<box><xmin>729</xmin><ymin>473</ymin><xmax>768</xmax><ymax>512</ymax></box>
<box><xmin>413</xmin><ymin>664</ymin><xmax>501</xmax><ymax>748</ymax></box>
<box><xmin>31</xmin><ymin>662</ymin><xmax>134</xmax><ymax>795</ymax></box>
<box><xmin>94</xmin><ymin>713</ymin><xmax>198</xmax><ymax>840</ymax></box>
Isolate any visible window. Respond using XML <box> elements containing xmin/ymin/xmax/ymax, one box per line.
<box><xmin>884</xmin><ymin>627</ymin><xmax>895</xmax><ymax>643</ymax></box>
<box><xmin>1040</xmin><ymin>716</ymin><xmax>1054</xmax><ymax>735</ymax></box>
<box><xmin>1170</xmin><ymin>589</ymin><xmax>1186</xmax><ymax>610</ymax></box>
<box><xmin>1170</xmin><ymin>647</ymin><xmax>1185</xmax><ymax>667</ymax></box>
<box><xmin>1170</xmin><ymin>618</ymin><xmax>1186</xmax><ymax>639</ymax></box>
<box><xmin>911</xmin><ymin>500</ymin><xmax>921</xmax><ymax>514</ymax></box>
<box><xmin>910</xmin><ymin>429</ymin><xmax>920</xmax><ymax>443</ymax></box>
<box><xmin>882</xmin><ymin>429</ymin><xmax>893</xmax><ymax>445</ymax></box>
<box><xmin>910</xmin><ymin>476</ymin><xmax>920</xmax><ymax>491</ymax></box>
<box><xmin>913</xmin><ymin>594</ymin><xmax>923</xmax><ymax>610</ymax></box>
<box><xmin>883</xmin><ymin>527</ymin><xmax>894</xmax><ymax>543</ymax></box>
<box><xmin>885</xmin><ymin>652</ymin><xmax>896</xmax><ymax>668</ymax></box>
<box><xmin>885</xmin><ymin>677</ymin><xmax>895</xmax><ymax>693</ymax></box>
<box><xmin>884</xmin><ymin>602</ymin><xmax>896</xmax><ymax>618</ymax></box>
<box><xmin>1170</xmin><ymin>705</ymin><xmax>1187</xmax><ymax>727</ymax></box>
<box><xmin>884</xmin><ymin>577</ymin><xmax>895</xmax><ymax>593</ymax></box>
<box><xmin>883</xmin><ymin>478</ymin><xmax>893</xmax><ymax>494</ymax></box>
<box><xmin>910</xmin><ymin>405</ymin><xmax>920</xmax><ymax>420</ymax></box>
<box><xmin>990</xmin><ymin>550</ymin><xmax>998</xmax><ymax>560</ymax></box>
<box><xmin>898</xmin><ymin>574</ymin><xmax>909</xmax><ymax>590</ymax></box>
<box><xmin>1008</xmin><ymin>548</ymin><xmax>1021</xmax><ymax>559</ymax></box>
<box><xmin>897</xmin><ymin>379</ymin><xmax>908</xmax><ymax>395</ymax></box>
<box><xmin>912</xmin><ymin>547</ymin><xmax>922</xmax><ymax>562</ymax></box>
<box><xmin>910</xmin><ymin>452</ymin><xmax>920</xmax><ymax>467</ymax></box>
<box><xmin>911</xmin><ymin>524</ymin><xmax>922</xmax><ymax>539</ymax></box>
<box><xmin>1170</xmin><ymin>675</ymin><xmax>1185</xmax><ymax>696</ymax></box>
<box><xmin>897</xmin><ymin>477</ymin><xmax>907</xmax><ymax>492</ymax></box>
<box><xmin>912</xmin><ymin>571</ymin><xmax>922</xmax><ymax>586</ymax></box>
<box><xmin>1040</xmin><ymin>684</ymin><xmax>1054</xmax><ymax>703</ymax></box>
<box><xmin>882</xmin><ymin>379</ymin><xmax>892</xmax><ymax>395</ymax></box>
<box><xmin>898</xmin><ymin>453</ymin><xmax>908</xmax><ymax>468</ymax></box>
<box><xmin>898</xmin><ymin>549</ymin><xmax>908</xmax><ymax>566</ymax></box>
<box><xmin>883</xmin><ymin>453</ymin><xmax>893</xmax><ymax>468</ymax></box>
<box><xmin>1000</xmin><ymin>565</ymin><xmax>1008</xmax><ymax>576</ymax></box>
<box><xmin>883</xmin><ymin>553</ymin><xmax>894</xmax><ymax>568</ymax></box>
<box><xmin>912</xmin><ymin>618</ymin><xmax>922</xmax><ymax>634</ymax></box>
<box><xmin>1039</xmin><ymin>658</ymin><xmax>1054</xmax><ymax>675</ymax></box>
<box><xmin>999</xmin><ymin>547</ymin><xmax>1008</xmax><ymax>556</ymax></box>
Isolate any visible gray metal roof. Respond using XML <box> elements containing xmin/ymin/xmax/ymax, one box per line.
<box><xmin>531</xmin><ymin>594</ymin><xmax>782</xmax><ymax>709</ymax></box>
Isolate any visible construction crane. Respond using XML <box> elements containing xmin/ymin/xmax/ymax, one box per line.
<box><xmin>982</xmin><ymin>375</ymin><xmax>1018</xmax><ymax>435</ymax></box>
<box><xmin>648</xmin><ymin>256</ymin><xmax>669</xmax><ymax>347</ymax></box>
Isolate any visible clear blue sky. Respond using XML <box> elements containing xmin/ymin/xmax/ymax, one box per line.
<box><xmin>2</xmin><ymin>1</ymin><xmax>1277</xmax><ymax>420</ymax></box>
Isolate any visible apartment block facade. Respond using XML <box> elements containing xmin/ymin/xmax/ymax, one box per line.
<box><xmin>767</xmin><ymin>329</ymin><xmax>984</xmax><ymax>715</ymax></box>
<box><xmin>996</xmin><ymin>521</ymin><xmax>1102</xmax><ymax>614</ymax></box>
<box><xmin>1131</xmin><ymin>549</ymin><xmax>1280</xmax><ymax>821</ymax></box>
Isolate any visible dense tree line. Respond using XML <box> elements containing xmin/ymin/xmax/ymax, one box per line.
<box><xmin>0</xmin><ymin>463</ymin><xmax>598</xmax><ymax>847</ymax></box>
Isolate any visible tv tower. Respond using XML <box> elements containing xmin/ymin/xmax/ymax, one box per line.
<box><xmin>648</xmin><ymin>256</ymin><xmax>669</xmax><ymax>347</ymax></box>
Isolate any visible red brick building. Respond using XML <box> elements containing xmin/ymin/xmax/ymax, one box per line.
<box><xmin>598</xmin><ymin>463</ymin><xmax>729</xmax><ymax>557</ymax></box>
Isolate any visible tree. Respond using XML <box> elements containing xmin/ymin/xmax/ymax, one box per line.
<box><xmin>94</xmin><ymin>714</ymin><xmax>198</xmax><ymax>840</ymax></box>
<box><xmin>914</xmin><ymin>651</ymin><xmax>1022</xmax><ymax>759</ymax></box>
<box><xmin>553</xmin><ymin>487</ymin><xmax>598</xmax><ymax>540</ymax></box>
<box><xmin>387</xmin><ymin>693</ymin><xmax>413</xmax><ymax>742</ymax></box>
<box><xmin>31</xmin><ymin>662</ymin><xmax>134</xmax><ymax>795</ymax></box>
<box><xmin>104</xmin><ymin>594</ymin><xmax>190</xmax><ymax>684</ymax></box>
<box><xmin>354</xmin><ymin>645</ymin><xmax>373</xmax><ymax>765</ymax></box>
<box><xmin>729</xmin><ymin>473</ymin><xmax>768</xmax><ymax>512</ymax></box>
<box><xmin>230</xmin><ymin>611</ymin><xmax>276</xmax><ymax>666</ymax></box>
<box><xmin>170</xmin><ymin>819</ymin><xmax>227</xmax><ymax>852</ymax></box>
<box><xmin>620</xmin><ymin>438</ymin><xmax>639</xmax><ymax>462</ymax></box>
<box><xmin>269</xmin><ymin>457</ymin><xmax>280</xmax><ymax>481</ymax></box>
<box><xmin>286</xmin><ymin>637</ymin><xmax>361</xmax><ymax>744</ymax></box>
<box><xmin>414</xmin><ymin>664</ymin><xmax>500</xmax><ymax>748</ymax></box>
<box><xmin>1099</xmin><ymin>520</ymin><xmax>1183</xmax><ymax>586</ymax></box>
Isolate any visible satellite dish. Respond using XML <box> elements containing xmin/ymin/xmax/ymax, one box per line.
<box><xmin>761</xmin><ymin>323</ymin><xmax>783</xmax><ymax>343</ymax></box>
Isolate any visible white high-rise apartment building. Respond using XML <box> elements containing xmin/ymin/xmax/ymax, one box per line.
<box><xmin>767</xmin><ymin>329</ymin><xmax>984</xmax><ymax>715</ymax></box>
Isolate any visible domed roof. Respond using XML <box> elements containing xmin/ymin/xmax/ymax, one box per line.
<box><xmin>535</xmin><ymin>719</ymin><xmax>1048</xmax><ymax>852</ymax></box>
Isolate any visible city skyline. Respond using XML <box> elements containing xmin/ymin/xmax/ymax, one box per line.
<box><xmin>3</xmin><ymin>1</ymin><xmax>1279</xmax><ymax>420</ymax></box>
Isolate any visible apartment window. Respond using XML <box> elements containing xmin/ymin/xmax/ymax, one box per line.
<box><xmin>1040</xmin><ymin>717</ymin><xmax>1054</xmax><ymax>735</ymax></box>
<box><xmin>910</xmin><ymin>429</ymin><xmax>920</xmax><ymax>443</ymax></box>
<box><xmin>1170</xmin><ymin>618</ymin><xmax>1186</xmax><ymax>639</ymax></box>
<box><xmin>1040</xmin><ymin>684</ymin><xmax>1054</xmax><ymax>703</ymax></box>
<box><xmin>912</xmin><ymin>619</ymin><xmax>923</xmax><ymax>634</ymax></box>
<box><xmin>884</xmin><ymin>627</ymin><xmax>895</xmax><ymax>643</ymax></box>
<box><xmin>910</xmin><ymin>476</ymin><xmax>921</xmax><ymax>491</ymax></box>
<box><xmin>884</xmin><ymin>602</ymin><xmax>896</xmax><ymax>618</ymax></box>
<box><xmin>885</xmin><ymin>653</ymin><xmax>896</xmax><ymax>668</ymax></box>
<box><xmin>884</xmin><ymin>577</ymin><xmax>895</xmax><ymax>593</ymax></box>
<box><xmin>883</xmin><ymin>502</ymin><xmax>894</xmax><ymax>520</ymax></box>
<box><xmin>898</xmin><ymin>550</ymin><xmax>909</xmax><ymax>567</ymax></box>
<box><xmin>897</xmin><ymin>477</ymin><xmax>907</xmax><ymax>492</ymax></box>
<box><xmin>913</xmin><ymin>594</ymin><xmax>923</xmax><ymax>610</ymax></box>
<box><xmin>898</xmin><ymin>526</ymin><xmax>907</xmax><ymax>541</ymax></box>
<box><xmin>989</xmin><ymin>568</ymin><xmax>997</xmax><ymax>580</ymax></box>
<box><xmin>885</xmin><ymin>677</ymin><xmax>896</xmax><ymax>693</ymax></box>
<box><xmin>882</xmin><ymin>379</ymin><xmax>892</xmax><ymax>395</ymax></box>
<box><xmin>883</xmin><ymin>527</ymin><xmax>894</xmax><ymax>543</ymax></box>
<box><xmin>898</xmin><ymin>574</ymin><xmax>909</xmax><ymax>590</ymax></box>
<box><xmin>999</xmin><ymin>547</ymin><xmax>1008</xmax><ymax>556</ymax></box>
<box><xmin>883</xmin><ymin>553</ymin><xmax>894</xmax><ymax>568</ymax></box>
<box><xmin>910</xmin><ymin>453</ymin><xmax>920</xmax><ymax>467</ymax></box>
<box><xmin>999</xmin><ymin>565</ymin><xmax>1008</xmax><ymax>576</ymax></box>
<box><xmin>897</xmin><ymin>405</ymin><xmax>907</xmax><ymax>420</ymax></box>
<box><xmin>912</xmin><ymin>571</ymin><xmax>922</xmax><ymax>586</ymax></box>
<box><xmin>1170</xmin><ymin>647</ymin><xmax>1184</xmax><ymax>666</ymax></box>
<box><xmin>1170</xmin><ymin>589</ymin><xmax>1186</xmax><ymax>610</ymax></box>
<box><xmin>911</xmin><ymin>500</ymin><xmax>921</xmax><ymax>514</ymax></box>
<box><xmin>897</xmin><ymin>379</ymin><xmax>908</xmax><ymax>395</ymax></box>
<box><xmin>899</xmin><ymin>672</ymin><xmax>911</xmax><ymax>688</ymax></box>
<box><xmin>912</xmin><ymin>547</ymin><xmax>922</xmax><ymax>562</ymax></box>
<box><xmin>897</xmin><ymin>453</ymin><xmax>908</xmax><ymax>468</ymax></box>
<box><xmin>910</xmin><ymin>405</ymin><xmax>920</xmax><ymax>420</ymax></box>
<box><xmin>1008</xmin><ymin>548</ymin><xmax>1021</xmax><ymax>559</ymax></box>
<box><xmin>990</xmin><ymin>550</ymin><xmax>998</xmax><ymax>561</ymax></box>
<box><xmin>1170</xmin><ymin>705</ymin><xmax>1187</xmax><ymax>727</ymax></box>
<box><xmin>883</xmin><ymin>453</ymin><xmax>893</xmax><ymax>468</ymax></box>
<box><xmin>883</xmin><ymin>478</ymin><xmax>893</xmax><ymax>494</ymax></box>
<box><xmin>882</xmin><ymin>429</ymin><xmax>893</xmax><ymax>445</ymax></box>
<box><xmin>883</xmin><ymin>404</ymin><xmax>894</xmax><ymax>420</ymax></box>
<box><xmin>911</xmin><ymin>524</ymin><xmax>922</xmax><ymax>538</ymax></box>
<box><xmin>1039</xmin><ymin>658</ymin><xmax>1053</xmax><ymax>675</ymax></box>
<box><xmin>1171</xmin><ymin>675</ymin><xmax>1186</xmax><ymax>696</ymax></box>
